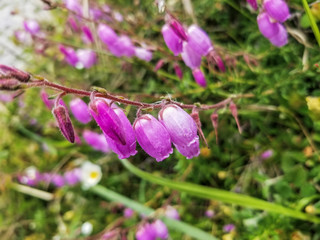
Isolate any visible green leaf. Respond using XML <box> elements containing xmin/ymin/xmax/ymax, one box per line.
<box><xmin>90</xmin><ymin>185</ymin><xmax>218</xmax><ymax>240</ymax></box>
<box><xmin>301</xmin><ymin>0</ymin><xmax>320</xmax><ymax>46</ymax></box>
<box><xmin>120</xmin><ymin>159</ymin><xmax>320</xmax><ymax>224</ymax></box>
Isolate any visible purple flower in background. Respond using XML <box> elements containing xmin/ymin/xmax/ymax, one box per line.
<box><xmin>247</xmin><ymin>0</ymin><xmax>258</xmax><ymax>10</ymax></box>
<box><xmin>14</xmin><ymin>30</ymin><xmax>32</xmax><ymax>44</ymax></box>
<box><xmin>124</xmin><ymin>208</ymin><xmax>134</xmax><ymax>218</ymax></box>
<box><xmin>89</xmin><ymin>98</ymin><xmax>127</xmax><ymax>146</ymax></box>
<box><xmin>23</xmin><ymin>20</ymin><xmax>40</xmax><ymax>35</ymax></box>
<box><xmin>76</xmin><ymin>49</ymin><xmax>97</xmax><ymax>68</ymax></box>
<box><xmin>40</xmin><ymin>90</ymin><xmax>54</xmax><ymax>110</ymax></box>
<box><xmin>69</xmin><ymin>98</ymin><xmax>92</xmax><ymax>124</ymax></box>
<box><xmin>269</xmin><ymin>23</ymin><xmax>288</xmax><ymax>47</ymax></box>
<box><xmin>159</xmin><ymin>105</ymin><xmax>200</xmax><ymax>159</ymax></box>
<box><xmin>97</xmin><ymin>24</ymin><xmax>118</xmax><ymax>47</ymax></box>
<box><xmin>257</xmin><ymin>12</ymin><xmax>280</xmax><ymax>39</ymax></box>
<box><xmin>135</xmin><ymin>47</ymin><xmax>153</xmax><ymax>62</ymax></box>
<box><xmin>113</xmin><ymin>11</ymin><xmax>123</xmax><ymax>22</ymax></box>
<box><xmin>82</xmin><ymin>26</ymin><xmax>94</xmax><ymax>44</ymax></box>
<box><xmin>223</xmin><ymin>224</ymin><xmax>235</xmax><ymax>233</ymax></box>
<box><xmin>83</xmin><ymin>130</ymin><xmax>111</xmax><ymax>153</ymax></box>
<box><xmin>192</xmin><ymin>68</ymin><xmax>207</xmax><ymax>87</ymax></box>
<box><xmin>104</xmin><ymin>108</ymin><xmax>137</xmax><ymax>159</ymax></box>
<box><xmin>136</xmin><ymin>223</ymin><xmax>157</xmax><ymax>240</ymax></box>
<box><xmin>109</xmin><ymin>35</ymin><xmax>135</xmax><ymax>57</ymax></box>
<box><xmin>133</xmin><ymin>114</ymin><xmax>173</xmax><ymax>162</ymax></box>
<box><xmin>64</xmin><ymin>0</ymin><xmax>82</xmax><ymax>16</ymax></box>
<box><xmin>51</xmin><ymin>174</ymin><xmax>65</xmax><ymax>187</ymax></box>
<box><xmin>187</xmin><ymin>25</ymin><xmax>213</xmax><ymax>56</ymax></box>
<box><xmin>64</xmin><ymin>168</ymin><xmax>81</xmax><ymax>185</ymax></box>
<box><xmin>0</xmin><ymin>93</ymin><xmax>14</xmax><ymax>102</ymax></box>
<box><xmin>18</xmin><ymin>166</ymin><xmax>41</xmax><ymax>186</ymax></box>
<box><xmin>181</xmin><ymin>42</ymin><xmax>202</xmax><ymax>70</ymax></box>
<box><xmin>263</xmin><ymin>0</ymin><xmax>290</xmax><ymax>23</ymax></box>
<box><xmin>205</xmin><ymin>209</ymin><xmax>215</xmax><ymax>218</ymax></box>
<box><xmin>161</xmin><ymin>24</ymin><xmax>183</xmax><ymax>56</ymax></box>
<box><xmin>164</xmin><ymin>206</ymin><xmax>180</xmax><ymax>220</ymax></box>
<box><xmin>68</xmin><ymin>17</ymin><xmax>79</xmax><ymax>31</ymax></box>
<box><xmin>152</xmin><ymin>220</ymin><xmax>168</xmax><ymax>239</ymax></box>
<box><xmin>59</xmin><ymin>45</ymin><xmax>78</xmax><ymax>67</ymax></box>
<box><xmin>90</xmin><ymin>8</ymin><xmax>103</xmax><ymax>20</ymax></box>
<box><xmin>261</xmin><ymin>149</ymin><xmax>273</xmax><ymax>159</ymax></box>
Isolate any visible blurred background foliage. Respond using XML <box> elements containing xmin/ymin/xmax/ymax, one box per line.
<box><xmin>1</xmin><ymin>0</ymin><xmax>320</xmax><ymax>239</ymax></box>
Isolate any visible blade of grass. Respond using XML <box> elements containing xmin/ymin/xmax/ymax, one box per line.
<box><xmin>120</xmin><ymin>159</ymin><xmax>320</xmax><ymax>224</ymax></box>
<box><xmin>90</xmin><ymin>185</ymin><xmax>218</xmax><ymax>240</ymax></box>
<box><xmin>301</xmin><ymin>0</ymin><xmax>320</xmax><ymax>46</ymax></box>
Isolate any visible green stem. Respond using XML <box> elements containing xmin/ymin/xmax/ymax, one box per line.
<box><xmin>120</xmin><ymin>159</ymin><xmax>320</xmax><ymax>224</ymax></box>
<box><xmin>301</xmin><ymin>0</ymin><xmax>320</xmax><ymax>46</ymax></box>
<box><xmin>90</xmin><ymin>185</ymin><xmax>218</xmax><ymax>240</ymax></box>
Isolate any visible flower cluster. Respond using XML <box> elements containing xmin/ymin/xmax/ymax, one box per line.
<box><xmin>161</xmin><ymin>15</ymin><xmax>225</xmax><ymax>87</ymax></box>
<box><xmin>256</xmin><ymin>0</ymin><xmax>290</xmax><ymax>47</ymax></box>
<box><xmin>18</xmin><ymin>161</ymin><xmax>102</xmax><ymax>189</ymax></box>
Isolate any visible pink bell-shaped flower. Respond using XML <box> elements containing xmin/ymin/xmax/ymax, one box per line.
<box><xmin>187</xmin><ymin>25</ymin><xmax>213</xmax><ymax>57</ymax></box>
<box><xmin>159</xmin><ymin>105</ymin><xmax>200</xmax><ymax>159</ymax></box>
<box><xmin>97</xmin><ymin>24</ymin><xmax>118</xmax><ymax>47</ymax></box>
<box><xmin>89</xmin><ymin>98</ymin><xmax>127</xmax><ymax>146</ymax></box>
<box><xmin>59</xmin><ymin>45</ymin><xmax>78</xmax><ymax>67</ymax></box>
<box><xmin>263</xmin><ymin>0</ymin><xmax>290</xmax><ymax>23</ymax></box>
<box><xmin>257</xmin><ymin>12</ymin><xmax>280</xmax><ymax>38</ymax></box>
<box><xmin>76</xmin><ymin>49</ymin><xmax>97</xmax><ymax>68</ymax></box>
<box><xmin>152</xmin><ymin>220</ymin><xmax>168</xmax><ymax>239</ymax></box>
<box><xmin>181</xmin><ymin>42</ymin><xmax>202</xmax><ymax>70</ymax></box>
<box><xmin>69</xmin><ymin>98</ymin><xmax>92</xmax><ymax>124</ymax></box>
<box><xmin>161</xmin><ymin>24</ymin><xmax>183</xmax><ymax>56</ymax></box>
<box><xmin>135</xmin><ymin>47</ymin><xmax>153</xmax><ymax>62</ymax></box>
<box><xmin>83</xmin><ymin>130</ymin><xmax>111</xmax><ymax>153</ymax></box>
<box><xmin>269</xmin><ymin>23</ymin><xmax>288</xmax><ymax>47</ymax></box>
<box><xmin>133</xmin><ymin>114</ymin><xmax>173</xmax><ymax>162</ymax></box>
<box><xmin>247</xmin><ymin>0</ymin><xmax>258</xmax><ymax>10</ymax></box>
<box><xmin>192</xmin><ymin>68</ymin><xmax>207</xmax><ymax>87</ymax></box>
<box><xmin>136</xmin><ymin>223</ymin><xmax>157</xmax><ymax>240</ymax></box>
<box><xmin>104</xmin><ymin>108</ymin><xmax>137</xmax><ymax>159</ymax></box>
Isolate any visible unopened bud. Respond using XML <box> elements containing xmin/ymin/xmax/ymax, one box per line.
<box><xmin>154</xmin><ymin>59</ymin><xmax>165</xmax><ymax>71</ymax></box>
<box><xmin>0</xmin><ymin>65</ymin><xmax>30</xmax><ymax>82</ymax></box>
<box><xmin>190</xmin><ymin>110</ymin><xmax>208</xmax><ymax>148</ymax></box>
<box><xmin>169</xmin><ymin>17</ymin><xmax>188</xmax><ymax>41</ymax></box>
<box><xmin>229</xmin><ymin>101</ymin><xmax>242</xmax><ymax>134</ymax></box>
<box><xmin>207</xmin><ymin>50</ymin><xmax>226</xmax><ymax>72</ymax></box>
<box><xmin>211</xmin><ymin>113</ymin><xmax>219</xmax><ymax>143</ymax></box>
<box><xmin>173</xmin><ymin>62</ymin><xmax>183</xmax><ymax>80</ymax></box>
<box><xmin>52</xmin><ymin>104</ymin><xmax>75</xmax><ymax>143</ymax></box>
<box><xmin>0</xmin><ymin>78</ymin><xmax>22</xmax><ymax>91</ymax></box>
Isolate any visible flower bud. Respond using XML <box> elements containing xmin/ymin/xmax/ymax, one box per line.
<box><xmin>263</xmin><ymin>0</ymin><xmax>290</xmax><ymax>23</ymax></box>
<box><xmin>40</xmin><ymin>90</ymin><xmax>54</xmax><ymax>109</ymax></box>
<box><xmin>134</xmin><ymin>114</ymin><xmax>173</xmax><ymax>161</ymax></box>
<box><xmin>59</xmin><ymin>45</ymin><xmax>78</xmax><ymax>67</ymax></box>
<box><xmin>0</xmin><ymin>78</ymin><xmax>22</xmax><ymax>91</ymax></box>
<box><xmin>154</xmin><ymin>59</ymin><xmax>165</xmax><ymax>71</ymax></box>
<box><xmin>211</xmin><ymin>113</ymin><xmax>219</xmax><ymax>143</ymax></box>
<box><xmin>247</xmin><ymin>0</ymin><xmax>258</xmax><ymax>10</ymax></box>
<box><xmin>206</xmin><ymin>50</ymin><xmax>226</xmax><ymax>72</ymax></box>
<box><xmin>89</xmin><ymin>98</ymin><xmax>127</xmax><ymax>146</ymax></box>
<box><xmin>192</xmin><ymin>68</ymin><xmax>207</xmax><ymax>87</ymax></box>
<box><xmin>69</xmin><ymin>98</ymin><xmax>92</xmax><ymax>124</ymax></box>
<box><xmin>67</xmin><ymin>17</ymin><xmax>79</xmax><ymax>32</ymax></box>
<box><xmin>229</xmin><ymin>102</ymin><xmax>242</xmax><ymax>134</ymax></box>
<box><xmin>190</xmin><ymin>110</ymin><xmax>208</xmax><ymax>148</ymax></box>
<box><xmin>161</xmin><ymin>24</ymin><xmax>183</xmax><ymax>56</ymax></box>
<box><xmin>53</xmin><ymin>104</ymin><xmax>75</xmax><ymax>143</ymax></box>
<box><xmin>135</xmin><ymin>47</ymin><xmax>153</xmax><ymax>62</ymax></box>
<box><xmin>159</xmin><ymin>105</ymin><xmax>200</xmax><ymax>159</ymax></box>
<box><xmin>82</xmin><ymin>25</ymin><xmax>94</xmax><ymax>44</ymax></box>
<box><xmin>257</xmin><ymin>12</ymin><xmax>280</xmax><ymax>39</ymax></box>
<box><xmin>98</xmin><ymin>24</ymin><xmax>118</xmax><ymax>47</ymax></box>
<box><xmin>76</xmin><ymin>49</ymin><xmax>97</xmax><ymax>68</ymax></box>
<box><xmin>268</xmin><ymin>23</ymin><xmax>288</xmax><ymax>47</ymax></box>
<box><xmin>181</xmin><ymin>42</ymin><xmax>202</xmax><ymax>70</ymax></box>
<box><xmin>187</xmin><ymin>25</ymin><xmax>213</xmax><ymax>56</ymax></box>
<box><xmin>0</xmin><ymin>65</ymin><xmax>30</xmax><ymax>82</ymax></box>
<box><xmin>168</xmin><ymin>18</ymin><xmax>188</xmax><ymax>41</ymax></box>
<box><xmin>23</xmin><ymin>20</ymin><xmax>40</xmax><ymax>35</ymax></box>
<box><xmin>83</xmin><ymin>130</ymin><xmax>111</xmax><ymax>153</ymax></box>
<box><xmin>104</xmin><ymin>108</ymin><xmax>137</xmax><ymax>159</ymax></box>
<box><xmin>173</xmin><ymin>62</ymin><xmax>183</xmax><ymax>80</ymax></box>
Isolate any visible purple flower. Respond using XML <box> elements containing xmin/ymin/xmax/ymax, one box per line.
<box><xmin>40</xmin><ymin>90</ymin><xmax>54</xmax><ymax>109</ymax></box>
<box><xmin>161</xmin><ymin>24</ymin><xmax>183</xmax><ymax>56</ymax></box>
<box><xmin>173</xmin><ymin>63</ymin><xmax>183</xmax><ymax>80</ymax></box>
<box><xmin>192</xmin><ymin>68</ymin><xmax>207</xmax><ymax>87</ymax></box>
<box><xmin>59</xmin><ymin>45</ymin><xmax>78</xmax><ymax>67</ymax></box>
<box><xmin>247</xmin><ymin>0</ymin><xmax>258</xmax><ymax>10</ymax></box>
<box><xmin>76</xmin><ymin>49</ymin><xmax>97</xmax><ymax>68</ymax></box>
<box><xmin>23</xmin><ymin>20</ymin><xmax>40</xmax><ymax>35</ymax></box>
<box><xmin>90</xmin><ymin>8</ymin><xmax>103</xmax><ymax>21</ymax></box>
<box><xmin>109</xmin><ymin>35</ymin><xmax>135</xmax><ymax>58</ymax></box>
<box><xmin>64</xmin><ymin>0</ymin><xmax>82</xmax><ymax>16</ymax></box>
<box><xmin>51</xmin><ymin>174</ymin><xmax>65</xmax><ymax>187</ymax></box>
<box><xmin>205</xmin><ymin>209</ymin><xmax>215</xmax><ymax>218</ymax></box>
<box><xmin>136</xmin><ymin>223</ymin><xmax>157</xmax><ymax>240</ymax></box>
<box><xmin>181</xmin><ymin>42</ymin><xmax>202</xmax><ymax>70</ymax></box>
<box><xmin>69</xmin><ymin>98</ymin><xmax>92</xmax><ymax>124</ymax></box>
<box><xmin>152</xmin><ymin>220</ymin><xmax>168</xmax><ymax>239</ymax></box>
<box><xmin>187</xmin><ymin>25</ymin><xmax>213</xmax><ymax>56</ymax></box>
<box><xmin>269</xmin><ymin>23</ymin><xmax>288</xmax><ymax>47</ymax></box>
<box><xmin>263</xmin><ymin>0</ymin><xmax>290</xmax><ymax>23</ymax></box>
<box><xmin>18</xmin><ymin>166</ymin><xmax>41</xmax><ymax>186</ymax></box>
<box><xmin>83</xmin><ymin>130</ymin><xmax>111</xmax><ymax>153</ymax></box>
<box><xmin>257</xmin><ymin>12</ymin><xmax>280</xmax><ymax>38</ymax></box>
<box><xmin>97</xmin><ymin>24</ymin><xmax>118</xmax><ymax>47</ymax></box>
<box><xmin>159</xmin><ymin>105</ymin><xmax>200</xmax><ymax>159</ymax></box>
<box><xmin>261</xmin><ymin>149</ymin><xmax>273</xmax><ymax>159</ymax></box>
<box><xmin>135</xmin><ymin>47</ymin><xmax>153</xmax><ymax>62</ymax></box>
<box><xmin>89</xmin><ymin>99</ymin><xmax>127</xmax><ymax>146</ymax></box>
<box><xmin>67</xmin><ymin>17</ymin><xmax>79</xmax><ymax>31</ymax></box>
<box><xmin>82</xmin><ymin>25</ymin><xmax>94</xmax><ymax>44</ymax></box>
<box><xmin>223</xmin><ymin>224</ymin><xmax>235</xmax><ymax>233</ymax></box>
<box><xmin>64</xmin><ymin>168</ymin><xmax>81</xmax><ymax>185</ymax></box>
<box><xmin>133</xmin><ymin>114</ymin><xmax>173</xmax><ymax>162</ymax></box>
<box><xmin>113</xmin><ymin>11</ymin><xmax>124</xmax><ymax>22</ymax></box>
<box><xmin>124</xmin><ymin>208</ymin><xmax>134</xmax><ymax>218</ymax></box>
<box><xmin>52</xmin><ymin>103</ymin><xmax>75</xmax><ymax>143</ymax></box>
<box><xmin>104</xmin><ymin>108</ymin><xmax>137</xmax><ymax>159</ymax></box>
<box><xmin>164</xmin><ymin>206</ymin><xmax>180</xmax><ymax>220</ymax></box>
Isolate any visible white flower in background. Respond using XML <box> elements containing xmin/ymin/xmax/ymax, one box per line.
<box><xmin>81</xmin><ymin>221</ymin><xmax>93</xmax><ymax>236</ymax></box>
<box><xmin>80</xmin><ymin>161</ymin><xmax>102</xmax><ymax>189</ymax></box>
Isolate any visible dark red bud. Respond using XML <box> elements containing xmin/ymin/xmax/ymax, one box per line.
<box><xmin>0</xmin><ymin>78</ymin><xmax>22</xmax><ymax>91</ymax></box>
<box><xmin>229</xmin><ymin>102</ymin><xmax>242</xmax><ymax>134</ymax></box>
<box><xmin>211</xmin><ymin>113</ymin><xmax>219</xmax><ymax>143</ymax></box>
<box><xmin>0</xmin><ymin>65</ymin><xmax>30</xmax><ymax>82</ymax></box>
<box><xmin>52</xmin><ymin>105</ymin><xmax>75</xmax><ymax>143</ymax></box>
<box><xmin>207</xmin><ymin>50</ymin><xmax>226</xmax><ymax>72</ymax></box>
<box><xmin>191</xmin><ymin>110</ymin><xmax>208</xmax><ymax>148</ymax></box>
